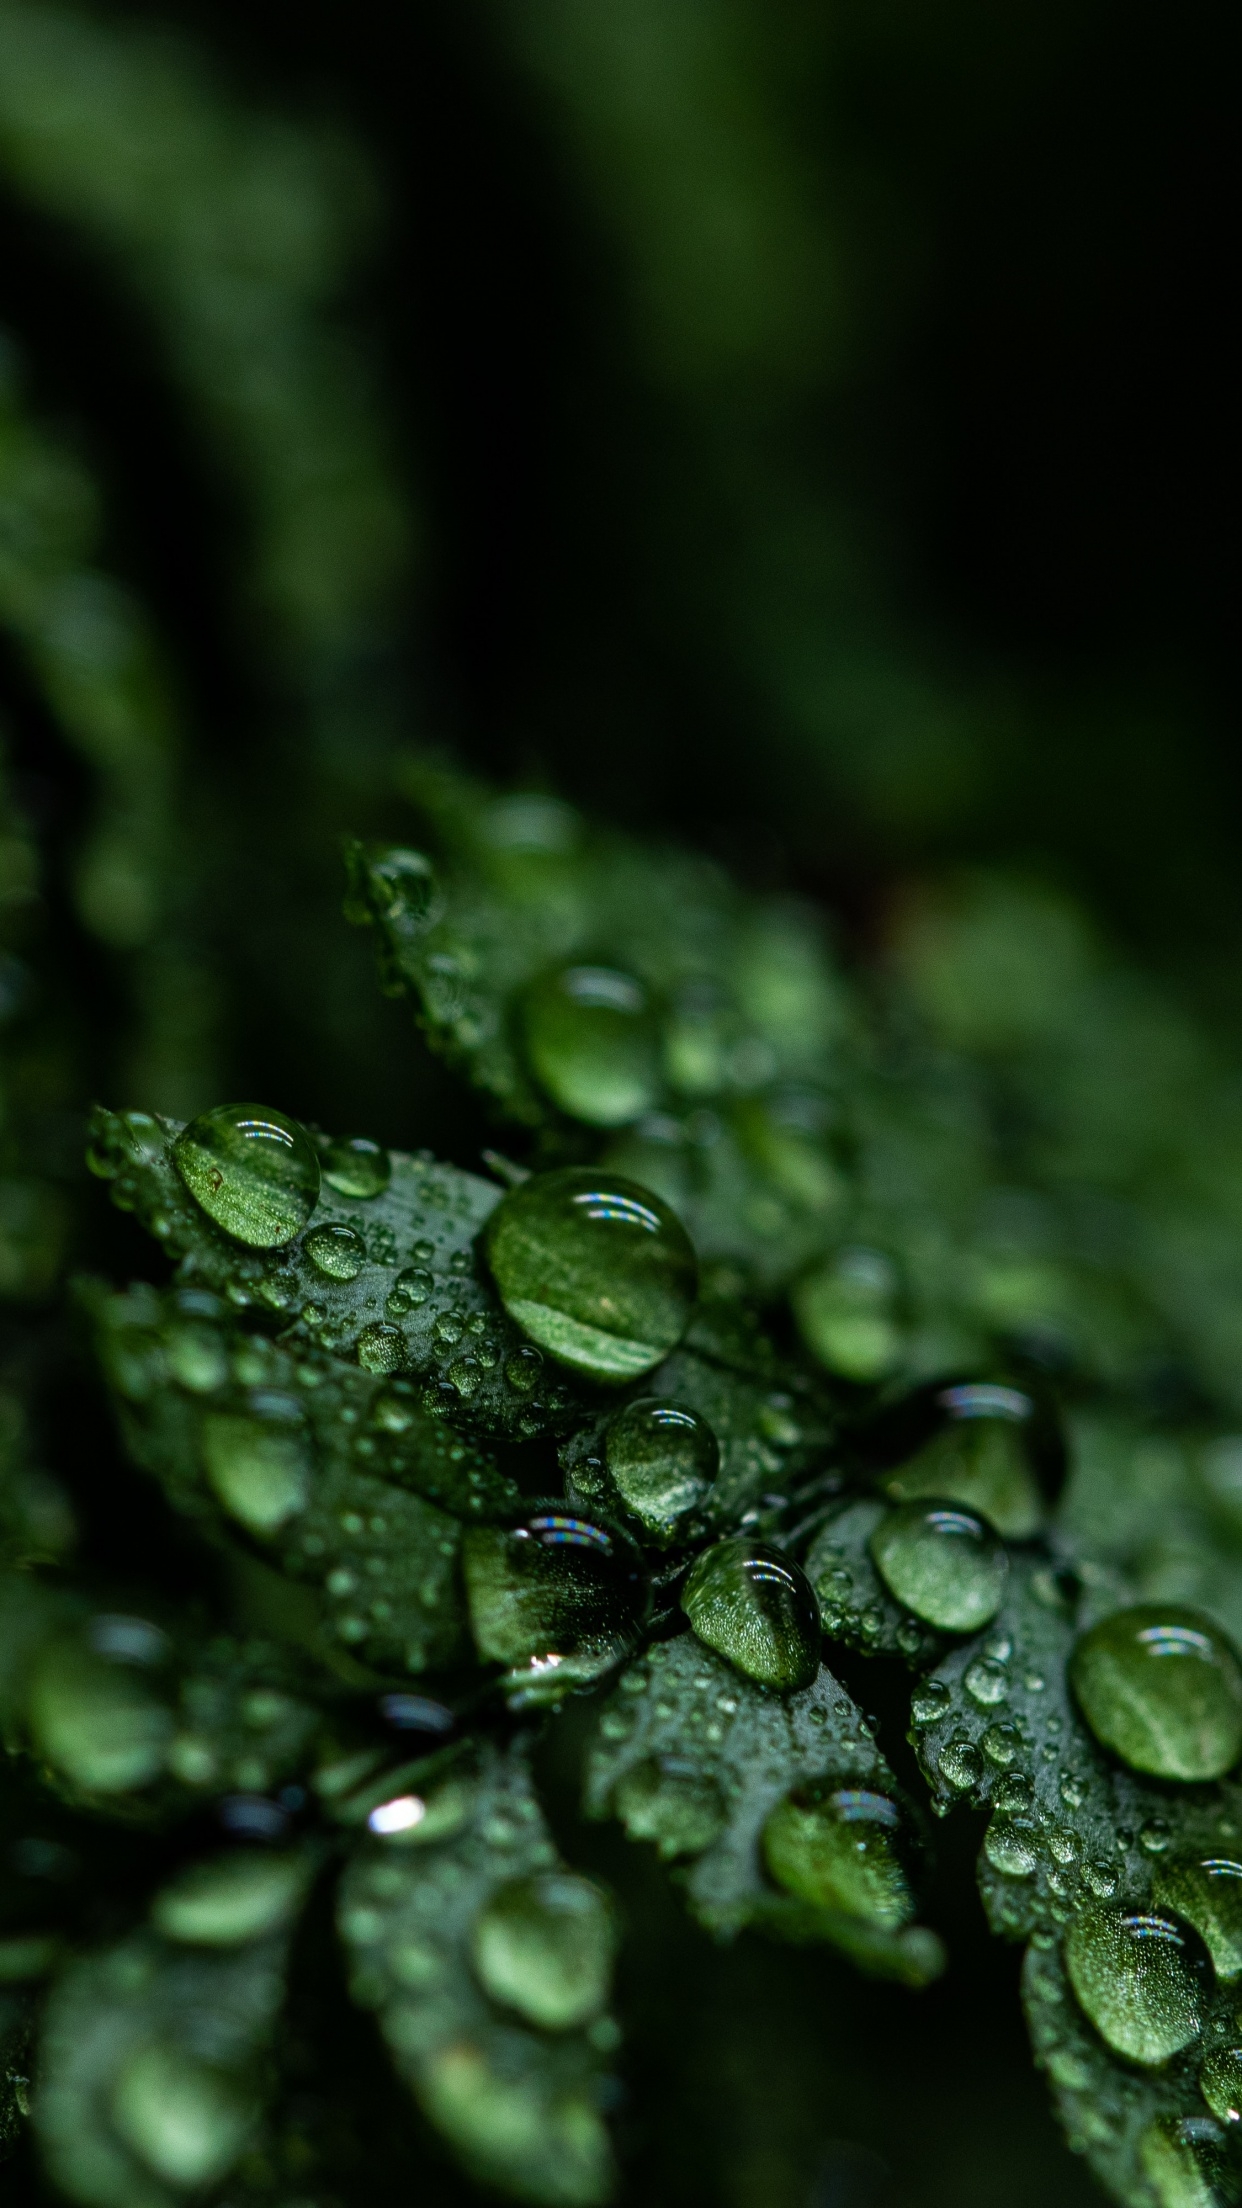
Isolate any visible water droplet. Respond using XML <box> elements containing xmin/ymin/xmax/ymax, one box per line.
<box><xmin>995</xmin><ymin>1771</ymin><xmax>1034</xmax><ymax>1813</ymax></box>
<box><xmin>681</xmin><ymin>1537</ymin><xmax>820</xmax><ymax>1692</ymax></box>
<box><xmin>1065</xmin><ymin>1906</ymin><xmax>1213</xmax><ymax>2065</ymax></box>
<box><xmin>883</xmin><ymin>1392</ymin><xmax>1043</xmax><ymax>1540</ymax></box>
<box><xmin>965</xmin><ymin>1656</ymin><xmax>1010</xmax><ymax>1707</ymax></box>
<box><xmin>1154</xmin><ymin>1857</ymin><xmax>1242</xmax><ymax>1982</ymax></box>
<box><xmin>523</xmin><ymin>965</ymin><xmax>660</xmax><ymax>1127</ymax></box>
<box><xmin>1059</xmin><ymin>1770</ymin><xmax>1087</xmax><ymax>1809</ymax></box>
<box><xmin>321</xmin><ymin>1136</ymin><xmax>390</xmax><ymax>1200</ymax></box>
<box><xmin>1070</xmin><ymin>1605</ymin><xmax>1242</xmax><ymax>1781</ymax></box>
<box><xmin>982</xmin><ymin>1721</ymin><xmax>1022</xmax><ymax>1767</ymax></box>
<box><xmin>984</xmin><ymin>1815</ymin><xmax>1039</xmax><ymax>1877</ymax></box>
<box><xmin>305</xmin><ymin>1222</ymin><xmax>366</xmax><ymax>1280</ymax></box>
<box><xmin>1140</xmin><ymin>2115</ymin><xmax>1235</xmax><ymax>2206</ymax></box>
<box><xmin>152</xmin><ymin>1850</ymin><xmax>306</xmax><ymax>1945</ymax></box>
<box><xmin>111</xmin><ymin>2044</ymin><xmax>253</xmax><ymax>2186</ymax></box>
<box><xmin>1084</xmin><ymin>1857</ymin><xmax>1119</xmax><ymax>1900</ymax></box>
<box><xmin>911</xmin><ymin>1679</ymin><xmax>950</xmax><ymax>1725</ymax></box>
<box><xmin>462</xmin><ymin>1507</ymin><xmax>649</xmax><ymax>1700</ymax></box>
<box><xmin>485</xmin><ymin>1167</ymin><xmax>697</xmax><ymax>1382</ymax></box>
<box><xmin>173</xmin><ymin>1103</ymin><xmax>320</xmax><ymax>1247</ymax></box>
<box><xmin>614</xmin><ymin>1756</ymin><xmax>725</xmax><ymax>1857</ymax></box>
<box><xmin>604</xmin><ymin>1398</ymin><xmax>718</xmax><ymax>1541</ymax></box>
<box><xmin>28</xmin><ymin>1627</ymin><xmax>172</xmax><ymax>1793</ymax></box>
<box><xmin>1142</xmin><ymin>1818</ymin><xmax>1174</xmax><ymax>1855</ymax></box>
<box><xmin>792</xmin><ymin>1248</ymin><xmax>902</xmax><ymax>1383</ymax></box>
<box><xmin>1200</xmin><ymin>2047</ymin><xmax>1242</xmax><ymax>2124</ymax></box>
<box><xmin>357</xmin><ymin>1323</ymin><xmax>407</xmax><ymax>1375</ymax></box>
<box><xmin>869</xmin><ymin>1502</ymin><xmax>1008</xmax><ymax>1632</ymax></box>
<box><xmin>763</xmin><ymin>1783</ymin><xmax>914</xmax><ymax>1926</ymax></box>
<box><xmin>471</xmin><ymin>1871</ymin><xmax>615</xmax><ymax>2029</ymax></box>
<box><xmin>938</xmin><ymin>1734</ymin><xmax>984</xmax><ymax>1792</ymax></box>
<box><xmin>388</xmin><ymin>1267</ymin><xmax>433</xmax><ymax>1314</ymax></box>
<box><xmin>1048</xmin><ymin>1826</ymin><xmax>1081</xmax><ymax>1866</ymax></box>
<box><xmin>202</xmin><ymin>1408</ymin><xmax>310</xmax><ymax>1533</ymax></box>
<box><xmin>366</xmin><ymin>847</ymin><xmax>439</xmax><ymax>925</ymax></box>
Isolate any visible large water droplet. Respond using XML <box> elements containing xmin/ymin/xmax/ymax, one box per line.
<box><xmin>1140</xmin><ymin>2116</ymin><xmax>1236</xmax><ymax>2208</ymax></box>
<box><xmin>763</xmin><ymin>1784</ymin><xmax>914</xmax><ymax>1926</ymax></box>
<box><xmin>305</xmin><ymin>1222</ymin><xmax>366</xmax><ymax>1280</ymax></box>
<box><xmin>471</xmin><ymin>1871</ymin><xmax>615</xmax><ymax>2029</ymax></box>
<box><xmin>1070</xmin><ymin>1605</ymin><xmax>1242</xmax><ymax>1781</ymax></box>
<box><xmin>173</xmin><ymin>1103</ymin><xmax>320</xmax><ymax>1247</ymax></box>
<box><xmin>1153</xmin><ymin>1857</ymin><xmax>1242</xmax><ymax>1980</ymax></box>
<box><xmin>984</xmin><ymin>1814</ymin><xmax>1038</xmax><ymax>1877</ymax></box>
<box><xmin>1065</xmin><ymin>1906</ymin><xmax>1213</xmax><ymax>2065</ymax></box>
<box><xmin>485</xmin><ymin>1167</ymin><xmax>697</xmax><ymax>1383</ymax></box>
<box><xmin>28</xmin><ymin>1625</ymin><xmax>172</xmax><ymax>1793</ymax></box>
<box><xmin>613</xmin><ymin>1755</ymin><xmax>725</xmax><ymax>1857</ymax></box>
<box><xmin>681</xmin><ymin>1537</ymin><xmax>821</xmax><ymax>1692</ymax></box>
<box><xmin>1201</xmin><ymin>2047</ymin><xmax>1242</xmax><ymax>2125</ymax></box>
<box><xmin>604</xmin><ymin>1397</ymin><xmax>718</xmax><ymax>1541</ymax></box>
<box><xmin>151</xmin><ymin>1850</ymin><xmax>307</xmax><ymax>1945</ymax></box>
<box><xmin>791</xmin><ymin>1248</ymin><xmax>902</xmax><ymax>1382</ymax></box>
<box><xmin>523</xmin><ymin>965</ymin><xmax>659</xmax><ymax>1126</ymax></box>
<box><xmin>357</xmin><ymin>1322</ymin><xmax>407</xmax><ymax>1375</ymax></box>
<box><xmin>462</xmin><ymin>1506</ymin><xmax>649</xmax><ymax>1701</ymax></box>
<box><xmin>111</xmin><ymin>2044</ymin><xmax>253</xmax><ymax>2186</ymax></box>
<box><xmin>321</xmin><ymin>1136</ymin><xmax>390</xmax><ymax>1200</ymax></box>
<box><xmin>202</xmin><ymin>1406</ymin><xmax>310</xmax><ymax>1533</ymax></box>
<box><xmin>882</xmin><ymin>1387</ymin><xmax>1044</xmax><ymax>1540</ymax></box>
<box><xmin>869</xmin><ymin>1501</ymin><xmax>1007</xmax><ymax>1631</ymax></box>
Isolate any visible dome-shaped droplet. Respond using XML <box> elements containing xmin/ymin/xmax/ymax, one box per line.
<box><xmin>983</xmin><ymin>1814</ymin><xmax>1038</xmax><ymax>1877</ymax></box>
<box><xmin>152</xmin><ymin>1850</ymin><xmax>307</xmax><ymax>1946</ymax></box>
<box><xmin>869</xmin><ymin>1501</ymin><xmax>1008</xmax><ymax>1632</ymax></box>
<box><xmin>613</xmin><ymin>1756</ymin><xmax>726</xmax><ymax>1857</ymax></box>
<box><xmin>202</xmin><ymin>1406</ymin><xmax>310</xmax><ymax>1533</ymax></box>
<box><xmin>882</xmin><ymin>1385</ymin><xmax>1044</xmax><ymax>1541</ymax></box>
<box><xmin>604</xmin><ymin>1397</ymin><xmax>719</xmax><ymax>1541</ymax></box>
<box><xmin>485</xmin><ymin>1167</ymin><xmax>697</xmax><ymax>1383</ymax></box>
<box><xmin>523</xmin><ymin>965</ymin><xmax>660</xmax><ymax>1127</ymax></box>
<box><xmin>681</xmin><ymin>1537</ymin><xmax>821</xmax><ymax>1692</ymax></box>
<box><xmin>1140</xmin><ymin>2116</ymin><xmax>1235</xmax><ymax>2206</ymax></box>
<box><xmin>111</xmin><ymin>2044</ymin><xmax>253</xmax><ymax>2187</ymax></box>
<box><xmin>471</xmin><ymin>1871</ymin><xmax>615</xmax><ymax>2030</ymax></box>
<box><xmin>173</xmin><ymin>1103</ymin><xmax>320</xmax><ymax>1248</ymax></box>
<box><xmin>792</xmin><ymin>1248</ymin><xmax>903</xmax><ymax>1383</ymax></box>
<box><xmin>387</xmin><ymin>1266</ymin><xmax>433</xmax><ymax>1314</ymax></box>
<box><xmin>304</xmin><ymin>1222</ymin><xmax>366</xmax><ymax>1280</ymax></box>
<box><xmin>763</xmin><ymin>1784</ymin><xmax>914</xmax><ymax>1927</ymax></box>
<box><xmin>357</xmin><ymin>1322</ymin><xmax>407</xmax><ymax>1375</ymax></box>
<box><xmin>321</xmin><ymin>1135</ymin><xmax>390</xmax><ymax>1200</ymax></box>
<box><xmin>1200</xmin><ymin>2047</ymin><xmax>1242</xmax><ymax>2125</ymax></box>
<box><xmin>1070</xmin><ymin>1605</ymin><xmax>1242</xmax><ymax>1782</ymax></box>
<box><xmin>1065</xmin><ymin>1905</ymin><xmax>1213</xmax><ymax>2065</ymax></box>
<box><xmin>28</xmin><ymin>1624</ymin><xmax>172</xmax><ymax>1793</ymax></box>
<box><xmin>462</xmin><ymin>1506</ymin><xmax>650</xmax><ymax>1701</ymax></box>
<box><xmin>1153</xmin><ymin>1856</ymin><xmax>1242</xmax><ymax>1980</ymax></box>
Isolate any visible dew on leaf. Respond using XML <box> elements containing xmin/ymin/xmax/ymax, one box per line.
<box><xmin>1140</xmin><ymin>2115</ymin><xmax>1236</xmax><ymax>2207</ymax></box>
<box><xmin>1153</xmin><ymin>1858</ymin><xmax>1242</xmax><ymax>1981</ymax></box>
<box><xmin>305</xmin><ymin>1222</ymin><xmax>366</xmax><ymax>1280</ymax></box>
<box><xmin>984</xmin><ymin>1815</ymin><xmax>1039</xmax><ymax>1877</ymax></box>
<box><xmin>982</xmin><ymin>1721</ymin><xmax>1022</xmax><ymax>1767</ymax></box>
<box><xmin>173</xmin><ymin>1102</ymin><xmax>320</xmax><ymax>1247</ymax></box>
<box><xmin>28</xmin><ymin>1628</ymin><xmax>173</xmax><ymax>1794</ymax></box>
<box><xmin>202</xmin><ymin>1409</ymin><xmax>310</xmax><ymax>1533</ymax></box>
<box><xmin>1070</xmin><ymin>1604</ymin><xmax>1242</xmax><ymax>1781</ymax></box>
<box><xmin>111</xmin><ymin>2042</ymin><xmax>253</xmax><ymax>2187</ymax></box>
<box><xmin>910</xmin><ymin>1679</ymin><xmax>950</xmax><ymax>1725</ymax></box>
<box><xmin>1065</xmin><ymin>1906</ymin><xmax>1213</xmax><ymax>2065</ymax></box>
<box><xmin>613</xmin><ymin>1757</ymin><xmax>726</xmax><ymax>1859</ymax></box>
<box><xmin>869</xmin><ymin>1501</ymin><xmax>1007</xmax><ymax>1632</ymax></box>
<box><xmin>1200</xmin><ymin>2047</ymin><xmax>1242</xmax><ymax>2125</ymax></box>
<box><xmin>938</xmin><ymin>1734</ymin><xmax>984</xmax><ymax>1792</ymax></box>
<box><xmin>964</xmin><ymin>1656</ymin><xmax>1010</xmax><ymax>1706</ymax></box>
<box><xmin>762</xmin><ymin>1783</ymin><xmax>914</xmax><ymax>1928</ymax></box>
<box><xmin>604</xmin><ymin>1397</ymin><xmax>718</xmax><ymax>1540</ymax></box>
<box><xmin>881</xmin><ymin>1387</ymin><xmax>1044</xmax><ymax>1540</ymax></box>
<box><xmin>321</xmin><ymin>1136</ymin><xmax>391</xmax><ymax>1199</ymax></box>
<box><xmin>462</xmin><ymin>1507</ymin><xmax>649</xmax><ymax>1701</ymax></box>
<box><xmin>523</xmin><ymin>964</ymin><xmax>660</xmax><ymax>1127</ymax></box>
<box><xmin>152</xmin><ymin>1851</ymin><xmax>307</xmax><ymax>1946</ymax></box>
<box><xmin>357</xmin><ymin>1323</ymin><xmax>407</xmax><ymax>1375</ymax></box>
<box><xmin>791</xmin><ymin>1247</ymin><xmax>902</xmax><ymax>1382</ymax></box>
<box><xmin>681</xmin><ymin>1536</ymin><xmax>821</xmax><ymax>1692</ymax></box>
<box><xmin>470</xmin><ymin>1871</ymin><xmax>615</xmax><ymax>2030</ymax></box>
<box><xmin>485</xmin><ymin>1166</ymin><xmax>697</xmax><ymax>1382</ymax></box>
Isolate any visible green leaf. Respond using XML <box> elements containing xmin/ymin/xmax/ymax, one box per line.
<box><xmin>87</xmin><ymin>1107</ymin><xmax>586</xmax><ymax>1441</ymax></box>
<box><xmin>337</xmin><ymin>1737</ymin><xmax>617</xmax><ymax>2205</ymax></box>
<box><xmin>584</xmin><ymin>1632</ymin><xmax>944</xmax><ymax>1984</ymax></box>
<box><xmin>34</xmin><ymin>1851</ymin><xmax>311</xmax><ymax>2208</ymax></box>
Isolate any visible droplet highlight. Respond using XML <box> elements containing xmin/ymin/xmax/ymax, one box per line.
<box><xmin>681</xmin><ymin>1537</ymin><xmax>821</xmax><ymax>1692</ymax></box>
<box><xmin>869</xmin><ymin>1501</ymin><xmax>1008</xmax><ymax>1632</ymax></box>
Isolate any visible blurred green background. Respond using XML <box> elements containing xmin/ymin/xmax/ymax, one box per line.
<box><xmin>0</xmin><ymin>3</ymin><xmax>1233</xmax><ymax>2202</ymax></box>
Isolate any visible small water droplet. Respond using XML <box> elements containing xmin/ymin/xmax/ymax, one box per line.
<box><xmin>1048</xmin><ymin>1826</ymin><xmax>1081</xmax><ymax>1866</ymax></box>
<box><xmin>357</xmin><ymin>1323</ymin><xmax>406</xmax><ymax>1375</ymax></box>
<box><xmin>939</xmin><ymin>1734</ymin><xmax>984</xmax><ymax>1792</ymax></box>
<box><xmin>984</xmin><ymin>1815</ymin><xmax>1038</xmax><ymax>1877</ymax></box>
<box><xmin>1200</xmin><ymin>2047</ymin><xmax>1242</xmax><ymax>2124</ymax></box>
<box><xmin>523</xmin><ymin>965</ymin><xmax>659</xmax><ymax>1127</ymax></box>
<box><xmin>1141</xmin><ymin>1818</ymin><xmax>1174</xmax><ymax>1856</ymax></box>
<box><xmin>982</xmin><ymin>1721</ymin><xmax>1022</xmax><ymax>1767</ymax></box>
<box><xmin>965</xmin><ymin>1656</ymin><xmax>1010</xmax><ymax>1707</ymax></box>
<box><xmin>870</xmin><ymin>1502</ymin><xmax>1007</xmax><ymax>1632</ymax></box>
<box><xmin>1071</xmin><ymin>1604</ymin><xmax>1242</xmax><ymax>1781</ymax></box>
<box><xmin>1059</xmin><ymin>1770</ymin><xmax>1087</xmax><ymax>1809</ymax></box>
<box><xmin>614</xmin><ymin>1756</ymin><xmax>726</xmax><ymax>1858</ymax></box>
<box><xmin>321</xmin><ymin>1136</ymin><xmax>390</xmax><ymax>1200</ymax></box>
<box><xmin>1084</xmin><ymin>1857</ymin><xmax>1119</xmax><ymax>1900</ymax></box>
<box><xmin>763</xmin><ymin>1784</ymin><xmax>915</xmax><ymax>1926</ymax></box>
<box><xmin>911</xmin><ymin>1679</ymin><xmax>951</xmax><ymax>1725</ymax></box>
<box><xmin>603</xmin><ymin>1398</ymin><xmax>718</xmax><ymax>1541</ymax></box>
<box><xmin>995</xmin><ymin>1771</ymin><xmax>1034</xmax><ymax>1813</ymax></box>
<box><xmin>202</xmin><ymin>1406</ymin><xmax>310</xmax><ymax>1533</ymax></box>
<box><xmin>28</xmin><ymin>1624</ymin><xmax>172</xmax><ymax>1794</ymax></box>
<box><xmin>305</xmin><ymin>1222</ymin><xmax>366</xmax><ymax>1281</ymax></box>
<box><xmin>471</xmin><ymin>1871</ymin><xmax>615</xmax><ymax>2029</ymax></box>
<box><xmin>153</xmin><ymin>1850</ymin><xmax>306</xmax><ymax>1945</ymax></box>
<box><xmin>681</xmin><ymin>1537</ymin><xmax>821</xmax><ymax>1692</ymax></box>
<box><xmin>174</xmin><ymin>1103</ymin><xmax>320</xmax><ymax>1247</ymax></box>
<box><xmin>486</xmin><ymin>1168</ymin><xmax>697</xmax><ymax>1383</ymax></box>
<box><xmin>111</xmin><ymin>2044</ymin><xmax>253</xmax><ymax>2186</ymax></box>
<box><xmin>1066</xmin><ymin>1906</ymin><xmax>1213</xmax><ymax>2065</ymax></box>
